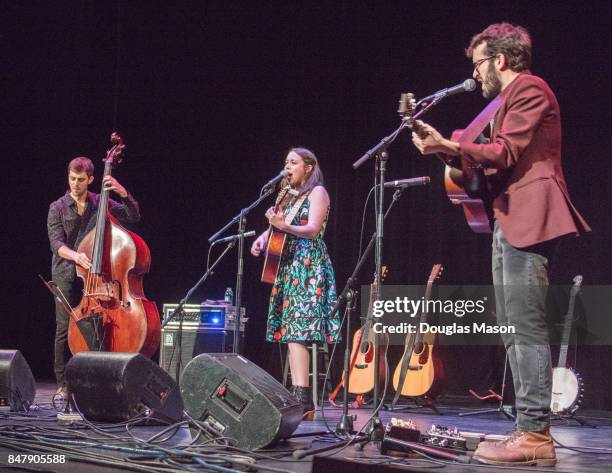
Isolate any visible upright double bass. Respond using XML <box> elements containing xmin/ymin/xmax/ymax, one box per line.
<box><xmin>68</xmin><ymin>133</ymin><xmax>160</xmax><ymax>357</ymax></box>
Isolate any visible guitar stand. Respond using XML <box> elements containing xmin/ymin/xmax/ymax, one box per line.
<box><xmin>386</xmin><ymin>398</ymin><xmax>443</xmax><ymax>416</ymax></box>
<box><xmin>459</xmin><ymin>351</ymin><xmax>515</xmax><ymax>421</ymax></box>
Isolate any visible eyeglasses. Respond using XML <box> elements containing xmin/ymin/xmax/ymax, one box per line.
<box><xmin>473</xmin><ymin>55</ymin><xmax>496</xmax><ymax>71</ymax></box>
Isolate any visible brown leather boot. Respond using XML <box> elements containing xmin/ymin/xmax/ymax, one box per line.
<box><xmin>473</xmin><ymin>429</ymin><xmax>556</xmax><ymax>467</ymax></box>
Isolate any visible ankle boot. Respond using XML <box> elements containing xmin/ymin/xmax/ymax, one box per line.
<box><xmin>473</xmin><ymin>428</ymin><xmax>556</xmax><ymax>466</ymax></box>
<box><xmin>292</xmin><ymin>385</ymin><xmax>315</xmax><ymax>421</ymax></box>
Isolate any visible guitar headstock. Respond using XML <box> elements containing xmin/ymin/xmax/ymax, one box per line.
<box><xmin>398</xmin><ymin>93</ymin><xmax>416</xmax><ymax>121</ymax></box>
<box><xmin>106</xmin><ymin>132</ymin><xmax>126</xmax><ymax>168</ymax></box>
<box><xmin>427</xmin><ymin>264</ymin><xmax>443</xmax><ymax>285</ymax></box>
<box><xmin>373</xmin><ymin>265</ymin><xmax>389</xmax><ymax>285</ymax></box>
<box><xmin>570</xmin><ymin>275</ymin><xmax>583</xmax><ymax>297</ymax></box>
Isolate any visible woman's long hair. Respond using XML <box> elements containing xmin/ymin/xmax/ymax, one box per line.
<box><xmin>280</xmin><ymin>147</ymin><xmax>324</xmax><ymax>194</ymax></box>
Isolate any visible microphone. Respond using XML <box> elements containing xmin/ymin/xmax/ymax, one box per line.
<box><xmin>383</xmin><ymin>176</ymin><xmax>431</xmax><ymax>188</ymax></box>
<box><xmin>211</xmin><ymin>230</ymin><xmax>256</xmax><ymax>245</ymax></box>
<box><xmin>262</xmin><ymin>170</ymin><xmax>289</xmax><ymax>189</ymax></box>
<box><xmin>419</xmin><ymin>79</ymin><xmax>476</xmax><ymax>104</ymax></box>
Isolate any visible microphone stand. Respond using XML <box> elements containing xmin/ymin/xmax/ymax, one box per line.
<box><xmin>335</xmin><ymin>287</ymin><xmax>358</xmax><ymax>436</ymax></box>
<box><xmin>288</xmin><ymin>187</ymin><xmax>409</xmax><ymax>463</ymax></box>
<box><xmin>294</xmin><ymin>188</ymin><xmax>409</xmax><ymax>461</ymax></box>
<box><xmin>161</xmin><ymin>240</ymin><xmax>236</xmax><ymax>383</ymax></box>
<box><xmin>364</xmin><ymin>148</ymin><xmax>389</xmax><ymax>441</ymax></box>
<box><xmin>347</xmin><ymin>95</ymin><xmax>441</xmax><ymax>443</ymax></box>
<box><xmin>306</xmin><ymin>187</ymin><xmax>408</xmax><ymax>450</ymax></box>
<box><xmin>351</xmin><ymin>91</ymin><xmax>441</xmax><ymax>171</ymax></box>
<box><xmin>302</xmin><ymin>89</ymin><xmax>454</xmax><ymax>456</ymax></box>
<box><xmin>208</xmin><ymin>185</ymin><xmax>277</xmax><ymax>355</ymax></box>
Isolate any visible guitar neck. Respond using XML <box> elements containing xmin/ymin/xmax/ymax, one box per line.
<box><xmin>412</xmin><ymin>283</ymin><xmax>434</xmax><ymax>345</ymax></box>
<box><xmin>360</xmin><ymin>287</ymin><xmax>378</xmax><ymax>343</ymax></box>
<box><xmin>360</xmin><ymin>267</ymin><xmax>387</xmax><ymax>344</ymax></box>
<box><xmin>558</xmin><ymin>279</ymin><xmax>582</xmax><ymax>368</ymax></box>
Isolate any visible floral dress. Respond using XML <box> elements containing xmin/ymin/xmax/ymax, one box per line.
<box><xmin>266</xmin><ymin>197</ymin><xmax>341</xmax><ymax>344</ymax></box>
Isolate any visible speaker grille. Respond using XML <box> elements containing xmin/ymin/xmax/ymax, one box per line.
<box><xmin>160</xmin><ymin>327</ymin><xmax>243</xmax><ymax>379</ymax></box>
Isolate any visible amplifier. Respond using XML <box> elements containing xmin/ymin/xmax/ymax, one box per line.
<box><xmin>161</xmin><ymin>303</ymin><xmax>247</xmax><ymax>331</ymax></box>
<box><xmin>159</xmin><ymin>304</ymin><xmax>246</xmax><ymax>378</ymax></box>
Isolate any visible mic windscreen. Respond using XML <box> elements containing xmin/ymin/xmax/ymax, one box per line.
<box><xmin>463</xmin><ymin>79</ymin><xmax>477</xmax><ymax>92</ymax></box>
<box><xmin>280</xmin><ymin>170</ymin><xmax>289</xmax><ymax>177</ymax></box>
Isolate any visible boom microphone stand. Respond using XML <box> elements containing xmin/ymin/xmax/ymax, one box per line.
<box><xmin>347</xmin><ymin>91</ymin><xmax>446</xmax><ymax>442</ymax></box>
<box><xmin>208</xmin><ymin>181</ymin><xmax>279</xmax><ymax>355</ymax></box>
<box><xmin>163</xmin><ymin>176</ymin><xmax>279</xmax><ymax>383</ymax></box>
<box><xmin>294</xmin><ymin>187</ymin><xmax>414</xmax><ymax>460</ymax></box>
<box><xmin>161</xmin><ymin>240</ymin><xmax>237</xmax><ymax>382</ymax></box>
<box><xmin>352</xmin><ymin>121</ymin><xmax>405</xmax><ymax>442</ymax></box>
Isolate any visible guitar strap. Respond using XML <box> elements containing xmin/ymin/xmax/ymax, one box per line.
<box><xmin>459</xmin><ymin>94</ymin><xmax>504</xmax><ymax>165</ymax></box>
<box><xmin>283</xmin><ymin>190</ymin><xmax>309</xmax><ymax>226</ymax></box>
<box><xmin>451</xmin><ymin>93</ymin><xmax>506</xmax><ymax>215</ymax></box>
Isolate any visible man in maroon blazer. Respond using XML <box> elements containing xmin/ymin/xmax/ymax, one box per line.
<box><xmin>412</xmin><ymin>23</ymin><xmax>590</xmax><ymax>467</ymax></box>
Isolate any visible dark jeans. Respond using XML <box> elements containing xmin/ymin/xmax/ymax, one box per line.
<box><xmin>53</xmin><ymin>279</ymin><xmax>81</xmax><ymax>387</ymax></box>
<box><xmin>492</xmin><ymin>221</ymin><xmax>558</xmax><ymax>432</ymax></box>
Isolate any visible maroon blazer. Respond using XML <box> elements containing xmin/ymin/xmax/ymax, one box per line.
<box><xmin>461</xmin><ymin>73</ymin><xmax>590</xmax><ymax>248</ymax></box>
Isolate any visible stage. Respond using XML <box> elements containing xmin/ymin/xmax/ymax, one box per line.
<box><xmin>1</xmin><ymin>381</ymin><xmax>611</xmax><ymax>472</ymax></box>
<box><xmin>3</xmin><ymin>1</ymin><xmax>612</xmax><ymax>471</ymax></box>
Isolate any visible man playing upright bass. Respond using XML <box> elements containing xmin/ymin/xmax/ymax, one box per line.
<box><xmin>47</xmin><ymin>156</ymin><xmax>141</xmax><ymax>401</ymax></box>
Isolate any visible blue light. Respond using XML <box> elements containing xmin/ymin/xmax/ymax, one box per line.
<box><xmin>212</xmin><ymin>317</ymin><xmax>220</xmax><ymax>324</ymax></box>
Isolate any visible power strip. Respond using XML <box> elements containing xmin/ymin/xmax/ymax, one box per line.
<box><xmin>57</xmin><ymin>412</ymin><xmax>84</xmax><ymax>425</ymax></box>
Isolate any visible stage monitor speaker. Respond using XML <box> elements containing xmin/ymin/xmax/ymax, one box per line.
<box><xmin>0</xmin><ymin>350</ymin><xmax>36</xmax><ymax>412</ymax></box>
<box><xmin>65</xmin><ymin>352</ymin><xmax>184</xmax><ymax>423</ymax></box>
<box><xmin>181</xmin><ymin>353</ymin><xmax>302</xmax><ymax>450</ymax></box>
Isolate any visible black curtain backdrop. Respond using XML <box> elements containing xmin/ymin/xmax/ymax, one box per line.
<box><xmin>2</xmin><ymin>1</ymin><xmax>611</xmax><ymax>408</ymax></box>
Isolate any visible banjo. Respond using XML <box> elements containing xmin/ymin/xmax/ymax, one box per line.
<box><xmin>550</xmin><ymin>275</ymin><xmax>584</xmax><ymax>415</ymax></box>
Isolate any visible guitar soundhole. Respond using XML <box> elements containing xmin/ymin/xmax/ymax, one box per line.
<box><xmin>363</xmin><ymin>343</ymin><xmax>373</xmax><ymax>363</ymax></box>
<box><xmin>418</xmin><ymin>344</ymin><xmax>430</xmax><ymax>365</ymax></box>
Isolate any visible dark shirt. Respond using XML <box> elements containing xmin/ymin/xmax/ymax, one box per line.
<box><xmin>47</xmin><ymin>191</ymin><xmax>141</xmax><ymax>281</ymax></box>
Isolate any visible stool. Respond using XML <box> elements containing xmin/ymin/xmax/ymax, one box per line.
<box><xmin>282</xmin><ymin>343</ymin><xmax>332</xmax><ymax>408</ymax></box>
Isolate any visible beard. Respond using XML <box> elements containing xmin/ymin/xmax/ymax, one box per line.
<box><xmin>482</xmin><ymin>61</ymin><xmax>502</xmax><ymax>99</ymax></box>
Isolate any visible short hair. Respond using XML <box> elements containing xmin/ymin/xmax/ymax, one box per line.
<box><xmin>68</xmin><ymin>156</ymin><xmax>94</xmax><ymax>177</ymax></box>
<box><xmin>466</xmin><ymin>22</ymin><xmax>532</xmax><ymax>72</ymax></box>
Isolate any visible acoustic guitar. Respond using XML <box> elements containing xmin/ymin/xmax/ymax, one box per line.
<box><xmin>392</xmin><ymin>263</ymin><xmax>444</xmax><ymax>399</ymax></box>
<box><xmin>438</xmin><ymin>130</ymin><xmax>492</xmax><ymax>234</ymax></box>
<box><xmin>551</xmin><ymin>275</ymin><xmax>584</xmax><ymax>415</ymax></box>
<box><xmin>400</xmin><ymin>94</ymin><xmax>494</xmax><ymax>234</ymax></box>
<box><xmin>345</xmin><ymin>267</ymin><xmax>390</xmax><ymax>396</ymax></box>
<box><xmin>260</xmin><ymin>187</ymin><xmax>300</xmax><ymax>284</ymax></box>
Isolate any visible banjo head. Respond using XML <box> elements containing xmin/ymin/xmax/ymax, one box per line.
<box><xmin>551</xmin><ymin>367</ymin><xmax>582</xmax><ymax>414</ymax></box>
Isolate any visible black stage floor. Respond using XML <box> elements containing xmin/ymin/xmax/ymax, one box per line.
<box><xmin>1</xmin><ymin>381</ymin><xmax>612</xmax><ymax>472</ymax></box>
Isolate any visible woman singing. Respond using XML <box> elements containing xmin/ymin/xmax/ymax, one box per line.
<box><xmin>251</xmin><ymin>148</ymin><xmax>341</xmax><ymax>420</ymax></box>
